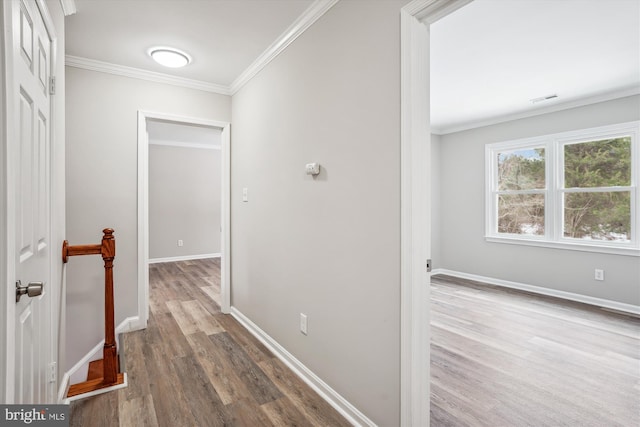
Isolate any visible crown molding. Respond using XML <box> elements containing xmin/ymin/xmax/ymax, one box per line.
<box><xmin>65</xmin><ymin>55</ymin><xmax>232</xmax><ymax>96</ymax></box>
<box><xmin>404</xmin><ymin>0</ymin><xmax>472</xmax><ymax>24</ymax></box>
<box><xmin>65</xmin><ymin>0</ymin><xmax>338</xmax><ymax>97</ymax></box>
<box><xmin>59</xmin><ymin>0</ymin><xmax>77</xmax><ymax>16</ymax></box>
<box><xmin>229</xmin><ymin>0</ymin><xmax>339</xmax><ymax>95</ymax></box>
<box><xmin>433</xmin><ymin>86</ymin><xmax>640</xmax><ymax>135</ymax></box>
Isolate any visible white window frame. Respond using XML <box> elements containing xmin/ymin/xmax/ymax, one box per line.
<box><xmin>485</xmin><ymin>121</ymin><xmax>640</xmax><ymax>257</ymax></box>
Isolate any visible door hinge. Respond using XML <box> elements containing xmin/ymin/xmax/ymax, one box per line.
<box><xmin>49</xmin><ymin>76</ymin><xmax>56</xmax><ymax>95</ymax></box>
<box><xmin>48</xmin><ymin>362</ymin><xmax>57</xmax><ymax>383</ymax></box>
<box><xmin>426</xmin><ymin>259</ymin><xmax>432</xmax><ymax>273</ymax></box>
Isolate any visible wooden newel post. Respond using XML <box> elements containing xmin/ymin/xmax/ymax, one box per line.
<box><xmin>101</xmin><ymin>228</ymin><xmax>117</xmax><ymax>385</ymax></box>
<box><xmin>62</xmin><ymin>228</ymin><xmax>122</xmax><ymax>392</ymax></box>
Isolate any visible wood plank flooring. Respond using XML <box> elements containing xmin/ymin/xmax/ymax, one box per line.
<box><xmin>69</xmin><ymin>260</ymin><xmax>640</xmax><ymax>426</ymax></box>
<box><xmin>69</xmin><ymin>259</ymin><xmax>351</xmax><ymax>427</ymax></box>
<box><xmin>430</xmin><ymin>274</ymin><xmax>640</xmax><ymax>427</ymax></box>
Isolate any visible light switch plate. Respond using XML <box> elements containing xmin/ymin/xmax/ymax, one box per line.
<box><xmin>305</xmin><ymin>163</ymin><xmax>320</xmax><ymax>176</ymax></box>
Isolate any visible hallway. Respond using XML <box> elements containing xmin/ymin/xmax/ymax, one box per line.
<box><xmin>69</xmin><ymin>259</ymin><xmax>351</xmax><ymax>427</ymax></box>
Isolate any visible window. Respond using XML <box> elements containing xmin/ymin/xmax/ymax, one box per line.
<box><xmin>496</xmin><ymin>146</ymin><xmax>546</xmax><ymax>236</ymax></box>
<box><xmin>486</xmin><ymin>121</ymin><xmax>639</xmax><ymax>255</ymax></box>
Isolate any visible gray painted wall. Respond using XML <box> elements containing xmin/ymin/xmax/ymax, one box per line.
<box><xmin>148</xmin><ymin>144</ymin><xmax>221</xmax><ymax>259</ymax></box>
<box><xmin>436</xmin><ymin>95</ymin><xmax>640</xmax><ymax>306</ymax></box>
<box><xmin>65</xmin><ymin>66</ymin><xmax>230</xmax><ymax>370</ymax></box>
<box><xmin>231</xmin><ymin>1</ymin><xmax>405</xmax><ymax>425</ymax></box>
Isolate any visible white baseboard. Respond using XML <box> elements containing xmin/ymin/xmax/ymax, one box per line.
<box><xmin>148</xmin><ymin>253</ymin><xmax>220</xmax><ymax>264</ymax></box>
<box><xmin>432</xmin><ymin>269</ymin><xmax>640</xmax><ymax>316</ymax></box>
<box><xmin>58</xmin><ymin>316</ymin><xmax>140</xmax><ymax>402</ymax></box>
<box><xmin>230</xmin><ymin>307</ymin><xmax>375</xmax><ymax>427</ymax></box>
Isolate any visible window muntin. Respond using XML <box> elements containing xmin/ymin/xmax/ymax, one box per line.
<box><xmin>486</xmin><ymin>122</ymin><xmax>639</xmax><ymax>254</ymax></box>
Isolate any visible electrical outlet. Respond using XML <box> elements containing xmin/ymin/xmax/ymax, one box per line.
<box><xmin>177</xmin><ymin>239</ymin><xmax>184</xmax><ymax>247</ymax></box>
<box><xmin>300</xmin><ymin>313</ymin><xmax>308</xmax><ymax>335</ymax></box>
<box><xmin>594</xmin><ymin>269</ymin><xmax>604</xmax><ymax>281</ymax></box>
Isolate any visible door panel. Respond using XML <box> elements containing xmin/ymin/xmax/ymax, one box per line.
<box><xmin>10</xmin><ymin>0</ymin><xmax>52</xmax><ymax>404</ymax></box>
<box><xmin>37</xmin><ymin>112</ymin><xmax>48</xmax><ymax>250</ymax></box>
<box><xmin>18</xmin><ymin>90</ymin><xmax>35</xmax><ymax>262</ymax></box>
<box><xmin>20</xmin><ymin>3</ymin><xmax>33</xmax><ymax>66</ymax></box>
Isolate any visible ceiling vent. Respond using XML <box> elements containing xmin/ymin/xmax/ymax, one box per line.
<box><xmin>530</xmin><ymin>94</ymin><xmax>558</xmax><ymax>104</ymax></box>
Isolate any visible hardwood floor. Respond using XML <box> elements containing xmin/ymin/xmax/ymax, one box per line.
<box><xmin>69</xmin><ymin>260</ymin><xmax>639</xmax><ymax>426</ymax></box>
<box><xmin>430</xmin><ymin>274</ymin><xmax>640</xmax><ymax>427</ymax></box>
<box><xmin>69</xmin><ymin>259</ymin><xmax>351</xmax><ymax>427</ymax></box>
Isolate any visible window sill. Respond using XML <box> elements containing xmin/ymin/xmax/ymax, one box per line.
<box><xmin>485</xmin><ymin>236</ymin><xmax>640</xmax><ymax>257</ymax></box>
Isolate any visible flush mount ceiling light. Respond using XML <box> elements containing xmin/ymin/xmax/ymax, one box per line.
<box><xmin>148</xmin><ymin>47</ymin><xmax>191</xmax><ymax>68</ymax></box>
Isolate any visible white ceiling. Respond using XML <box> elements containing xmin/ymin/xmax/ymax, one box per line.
<box><xmin>65</xmin><ymin>0</ymin><xmax>314</xmax><ymax>86</ymax></box>
<box><xmin>65</xmin><ymin>0</ymin><xmax>640</xmax><ymax>135</ymax></box>
<box><xmin>430</xmin><ymin>0</ymin><xmax>640</xmax><ymax>134</ymax></box>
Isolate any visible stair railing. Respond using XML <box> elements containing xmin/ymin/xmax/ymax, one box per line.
<box><xmin>62</xmin><ymin>228</ymin><xmax>118</xmax><ymax>387</ymax></box>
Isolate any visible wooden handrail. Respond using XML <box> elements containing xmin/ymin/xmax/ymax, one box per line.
<box><xmin>62</xmin><ymin>243</ymin><xmax>101</xmax><ymax>261</ymax></box>
<box><xmin>63</xmin><ymin>228</ymin><xmax>118</xmax><ymax>387</ymax></box>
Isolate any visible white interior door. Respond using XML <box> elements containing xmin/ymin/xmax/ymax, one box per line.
<box><xmin>6</xmin><ymin>0</ymin><xmax>53</xmax><ymax>404</ymax></box>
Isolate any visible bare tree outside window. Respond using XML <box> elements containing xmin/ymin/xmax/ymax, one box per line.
<box><xmin>497</xmin><ymin>148</ymin><xmax>545</xmax><ymax>235</ymax></box>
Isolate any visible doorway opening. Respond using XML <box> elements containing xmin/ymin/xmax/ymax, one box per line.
<box><xmin>137</xmin><ymin>111</ymin><xmax>231</xmax><ymax>328</ymax></box>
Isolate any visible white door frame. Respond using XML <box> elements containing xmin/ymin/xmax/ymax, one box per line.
<box><xmin>2</xmin><ymin>0</ymin><xmax>60</xmax><ymax>403</ymax></box>
<box><xmin>400</xmin><ymin>1</ymin><xmax>472</xmax><ymax>425</ymax></box>
<box><xmin>1</xmin><ymin>0</ymin><xmax>9</xmax><ymax>403</ymax></box>
<box><xmin>137</xmin><ymin>110</ymin><xmax>231</xmax><ymax>327</ymax></box>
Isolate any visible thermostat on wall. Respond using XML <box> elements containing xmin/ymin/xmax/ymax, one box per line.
<box><xmin>305</xmin><ymin>163</ymin><xmax>320</xmax><ymax>176</ymax></box>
